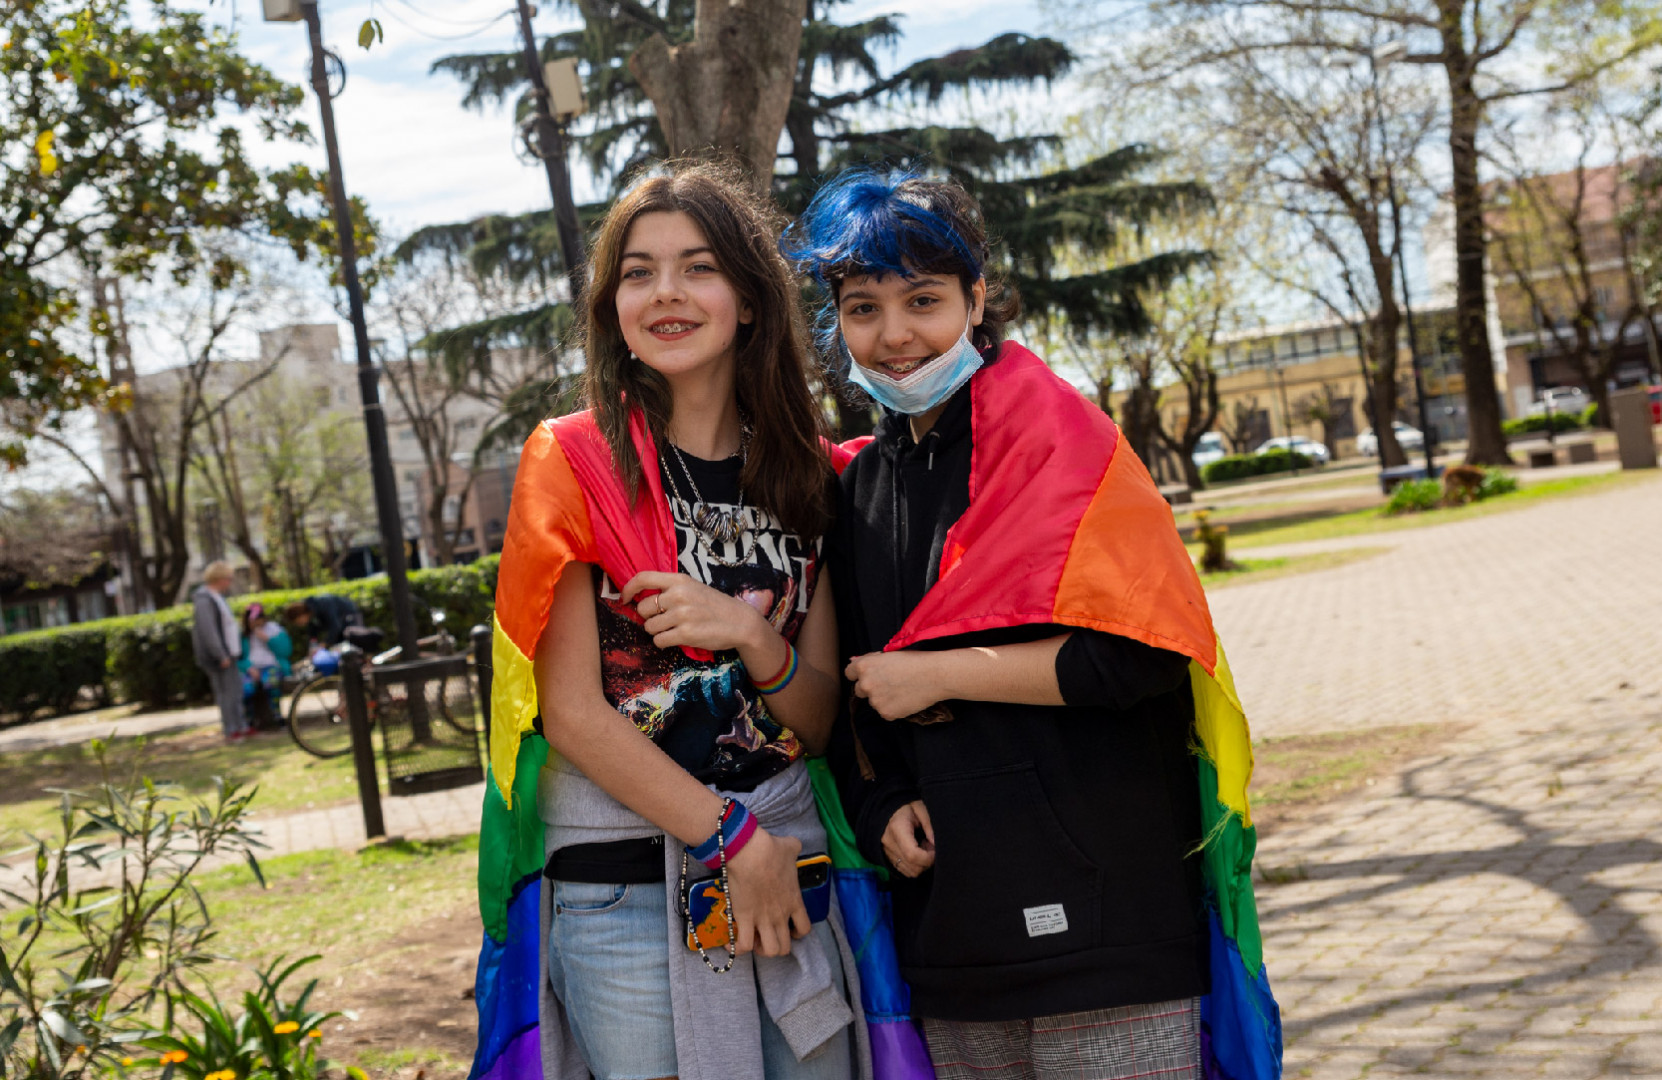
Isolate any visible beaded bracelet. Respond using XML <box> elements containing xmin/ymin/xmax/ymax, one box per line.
<box><xmin>688</xmin><ymin>798</ymin><xmax>758</xmax><ymax>870</ymax></box>
<box><xmin>753</xmin><ymin>642</ymin><xmax>798</xmax><ymax>696</ymax></box>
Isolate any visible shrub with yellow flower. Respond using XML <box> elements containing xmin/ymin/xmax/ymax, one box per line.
<box><xmin>160</xmin><ymin>1050</ymin><xmax>189</xmax><ymax>1064</ymax></box>
<box><xmin>273</xmin><ymin>1020</ymin><xmax>300</xmax><ymax>1035</ymax></box>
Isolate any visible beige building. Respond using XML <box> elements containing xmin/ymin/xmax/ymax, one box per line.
<box><xmin>1483</xmin><ymin>162</ymin><xmax>1662</xmax><ymax>415</ymax></box>
<box><xmin>98</xmin><ymin>322</ymin><xmax>539</xmax><ymax>604</ymax></box>
<box><xmin>1134</xmin><ymin>308</ymin><xmax>1464</xmax><ymax>464</ymax></box>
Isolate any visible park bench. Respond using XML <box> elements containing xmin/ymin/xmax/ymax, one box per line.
<box><xmin>1378</xmin><ymin>463</ymin><xmax>1445</xmax><ymax>494</ymax></box>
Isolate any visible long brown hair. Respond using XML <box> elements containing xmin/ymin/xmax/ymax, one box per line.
<box><xmin>578</xmin><ymin>160</ymin><xmax>833</xmax><ymax>539</ymax></box>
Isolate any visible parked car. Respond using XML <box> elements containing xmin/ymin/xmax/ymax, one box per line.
<box><xmin>1255</xmin><ymin>435</ymin><xmax>1330</xmax><ymax>465</ymax></box>
<box><xmin>1355</xmin><ymin>422</ymin><xmax>1425</xmax><ymax>457</ymax></box>
<box><xmin>1527</xmin><ymin>385</ymin><xmax>1591</xmax><ymax>417</ymax></box>
<box><xmin>1191</xmin><ymin>431</ymin><xmax>1228</xmax><ymax>470</ymax></box>
<box><xmin>1649</xmin><ymin>385</ymin><xmax>1661</xmax><ymax>424</ymax></box>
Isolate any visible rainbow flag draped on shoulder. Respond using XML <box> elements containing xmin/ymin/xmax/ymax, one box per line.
<box><xmin>471</xmin><ymin>411</ymin><xmax>922</xmax><ymax>1079</ymax></box>
<box><xmin>864</xmin><ymin>342</ymin><xmax>1282</xmax><ymax>1080</ymax></box>
<box><xmin>473</xmin><ymin>345</ymin><xmax>1278</xmax><ymax>1080</ymax></box>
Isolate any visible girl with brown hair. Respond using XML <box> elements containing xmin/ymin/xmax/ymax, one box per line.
<box><xmin>478</xmin><ymin>160</ymin><xmax>863</xmax><ymax>1080</ymax></box>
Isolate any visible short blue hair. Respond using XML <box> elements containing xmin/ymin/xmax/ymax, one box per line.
<box><xmin>780</xmin><ymin>170</ymin><xmax>987</xmax><ymax>295</ymax></box>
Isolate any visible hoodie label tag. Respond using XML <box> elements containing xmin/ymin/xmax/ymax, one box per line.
<box><xmin>1023</xmin><ymin>904</ymin><xmax>1069</xmax><ymax>937</ymax></box>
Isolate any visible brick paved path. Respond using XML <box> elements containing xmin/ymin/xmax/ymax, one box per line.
<box><xmin>1210</xmin><ymin>472</ymin><xmax>1662</xmax><ymax>737</ymax></box>
<box><xmin>1207</xmin><ymin>474</ymin><xmax>1662</xmax><ymax>1078</ymax></box>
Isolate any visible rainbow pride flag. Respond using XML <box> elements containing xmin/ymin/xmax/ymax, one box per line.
<box><xmin>859</xmin><ymin>342</ymin><xmax>1282</xmax><ymax>1080</ymax></box>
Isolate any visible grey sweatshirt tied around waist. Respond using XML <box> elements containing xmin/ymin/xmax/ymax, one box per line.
<box><xmin>536</xmin><ymin>754</ymin><xmax>874</xmax><ymax>1080</ymax></box>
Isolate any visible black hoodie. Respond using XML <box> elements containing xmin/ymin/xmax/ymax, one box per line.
<box><xmin>827</xmin><ymin>383</ymin><xmax>1211</xmax><ymax>1023</ymax></box>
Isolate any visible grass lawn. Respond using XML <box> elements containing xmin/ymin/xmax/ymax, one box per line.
<box><xmin>2</xmin><ymin>831</ymin><xmax>482</xmax><ymax>1079</ymax></box>
<box><xmin>1250</xmin><ymin>723</ymin><xmax>1447</xmax><ymax>835</ymax></box>
<box><xmin>1221</xmin><ymin>468</ymin><xmax>1657</xmax><ymax>550</ymax></box>
<box><xmin>0</xmin><ymin>726</ymin><xmax>362</xmax><ymax>842</ymax></box>
<box><xmin>1197</xmin><ymin>546</ymin><xmax>1389</xmax><ymax>590</ymax></box>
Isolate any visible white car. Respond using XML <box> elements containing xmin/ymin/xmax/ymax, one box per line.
<box><xmin>1256</xmin><ymin>435</ymin><xmax>1330</xmax><ymax>465</ymax></box>
<box><xmin>1527</xmin><ymin>386</ymin><xmax>1591</xmax><ymax>417</ymax></box>
<box><xmin>1355</xmin><ymin>422</ymin><xmax>1425</xmax><ymax>457</ymax></box>
<box><xmin>1191</xmin><ymin>432</ymin><xmax>1228</xmax><ymax>469</ymax></box>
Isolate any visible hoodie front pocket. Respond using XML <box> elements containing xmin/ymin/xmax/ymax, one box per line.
<box><xmin>912</xmin><ymin>765</ymin><xmax>1102</xmax><ymax>968</ymax></box>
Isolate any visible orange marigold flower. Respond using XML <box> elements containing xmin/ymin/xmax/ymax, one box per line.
<box><xmin>160</xmin><ymin>1050</ymin><xmax>189</xmax><ymax>1064</ymax></box>
<box><xmin>121</xmin><ymin>1059</ymin><xmax>134</xmax><ymax>1068</ymax></box>
<box><xmin>308</xmin><ymin>1030</ymin><xmax>323</xmax><ymax>1039</ymax></box>
<box><xmin>273</xmin><ymin>1021</ymin><xmax>300</xmax><ymax>1035</ymax></box>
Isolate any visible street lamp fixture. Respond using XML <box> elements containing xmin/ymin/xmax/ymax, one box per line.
<box><xmin>543</xmin><ymin>57</ymin><xmax>587</xmax><ymax>121</ymax></box>
<box><xmin>515</xmin><ymin>1</ymin><xmax>587</xmax><ymax>307</ymax></box>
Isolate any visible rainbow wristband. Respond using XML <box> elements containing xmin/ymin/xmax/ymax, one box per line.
<box><xmin>753</xmin><ymin>643</ymin><xmax>798</xmax><ymax>696</ymax></box>
<box><xmin>688</xmin><ymin>799</ymin><xmax>758</xmax><ymax>870</ymax></box>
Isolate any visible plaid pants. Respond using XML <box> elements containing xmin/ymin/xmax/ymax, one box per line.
<box><xmin>923</xmin><ymin>997</ymin><xmax>1201</xmax><ymax>1080</ymax></box>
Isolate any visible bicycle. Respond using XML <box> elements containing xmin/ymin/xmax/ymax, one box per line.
<box><xmin>285</xmin><ymin>611</ymin><xmax>478</xmax><ymax>759</ymax></box>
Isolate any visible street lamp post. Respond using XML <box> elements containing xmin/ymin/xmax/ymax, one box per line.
<box><xmin>513</xmin><ymin>0</ymin><xmax>587</xmax><ymax>306</ymax></box>
<box><xmin>267</xmin><ymin>0</ymin><xmax>421</xmax><ymax>659</ymax></box>
<box><xmin>1369</xmin><ymin>43</ymin><xmax>1438</xmax><ymax>480</ymax></box>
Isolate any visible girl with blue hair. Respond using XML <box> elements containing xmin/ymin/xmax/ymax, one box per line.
<box><xmin>783</xmin><ymin>172</ymin><xmax>1281</xmax><ymax>1080</ymax></box>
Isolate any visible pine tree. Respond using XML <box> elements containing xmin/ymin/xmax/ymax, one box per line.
<box><xmin>414</xmin><ymin>1</ymin><xmax>1208</xmax><ymax>435</ymax></box>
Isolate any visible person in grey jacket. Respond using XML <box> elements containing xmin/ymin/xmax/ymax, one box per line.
<box><xmin>191</xmin><ymin>561</ymin><xmax>248</xmax><ymax>740</ymax></box>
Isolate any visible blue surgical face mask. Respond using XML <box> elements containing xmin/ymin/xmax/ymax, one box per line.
<box><xmin>843</xmin><ymin>318</ymin><xmax>985</xmax><ymax>416</ymax></box>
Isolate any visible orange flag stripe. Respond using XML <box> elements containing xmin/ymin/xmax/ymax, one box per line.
<box><xmin>1052</xmin><ymin>440</ymin><xmax>1218</xmax><ymax>675</ymax></box>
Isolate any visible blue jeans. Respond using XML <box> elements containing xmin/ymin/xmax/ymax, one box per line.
<box><xmin>547</xmin><ymin>880</ymin><xmax>853</xmax><ymax>1080</ymax></box>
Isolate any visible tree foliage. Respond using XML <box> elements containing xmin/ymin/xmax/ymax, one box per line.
<box><xmin>0</xmin><ymin>0</ymin><xmax>346</xmax><ymax>463</ymax></box>
<box><xmin>1075</xmin><ymin>0</ymin><xmax>1662</xmax><ymax>463</ymax></box>
<box><xmin>419</xmin><ymin>0</ymin><xmax>1210</xmax><ymax>436</ymax></box>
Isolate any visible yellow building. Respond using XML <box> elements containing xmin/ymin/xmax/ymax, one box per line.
<box><xmin>1125</xmin><ymin>310</ymin><xmax>1463</xmax><ymax>466</ymax></box>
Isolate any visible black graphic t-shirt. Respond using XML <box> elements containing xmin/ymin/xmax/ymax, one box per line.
<box><xmin>592</xmin><ymin>448</ymin><xmax>820</xmax><ymax>793</ymax></box>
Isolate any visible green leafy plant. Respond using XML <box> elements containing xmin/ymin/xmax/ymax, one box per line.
<box><xmin>0</xmin><ymin>739</ymin><xmax>265</xmax><ymax>1077</ymax></box>
<box><xmin>0</xmin><ymin>625</ymin><xmax>108</xmax><ymax>722</ymax></box>
<box><xmin>0</xmin><ymin>557</ymin><xmax>500</xmax><ymax>715</ymax></box>
<box><xmin>1502</xmin><ymin>412</ymin><xmax>1584</xmax><ymax>436</ymax></box>
<box><xmin>135</xmin><ymin>955</ymin><xmax>339</xmax><ymax>1080</ymax></box>
<box><xmin>1476</xmin><ymin>468</ymin><xmax>1519</xmax><ymax>500</ymax></box>
<box><xmin>1384</xmin><ymin>478</ymin><xmax>1442</xmax><ymax>515</ymax></box>
<box><xmin>1200</xmin><ymin>448</ymin><xmax>1314</xmax><ymax>484</ymax></box>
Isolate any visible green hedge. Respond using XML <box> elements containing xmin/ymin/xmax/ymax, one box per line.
<box><xmin>1201</xmin><ymin>448</ymin><xmax>1315</xmax><ymax>484</ymax></box>
<box><xmin>1502</xmin><ymin>412</ymin><xmax>1585</xmax><ymax>437</ymax></box>
<box><xmin>0</xmin><ymin>623</ymin><xmax>112</xmax><ymax>719</ymax></box>
<box><xmin>1</xmin><ymin>557</ymin><xmax>499</xmax><ymax>719</ymax></box>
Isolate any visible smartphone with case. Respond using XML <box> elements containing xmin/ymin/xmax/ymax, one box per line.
<box><xmin>685</xmin><ymin>852</ymin><xmax>832</xmax><ymax>952</ymax></box>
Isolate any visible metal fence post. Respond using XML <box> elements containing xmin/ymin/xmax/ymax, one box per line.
<box><xmin>339</xmin><ymin>645</ymin><xmax>385</xmax><ymax>839</ymax></box>
<box><xmin>471</xmin><ymin>624</ymin><xmax>493</xmax><ymax>733</ymax></box>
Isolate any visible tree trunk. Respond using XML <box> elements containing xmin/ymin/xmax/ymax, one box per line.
<box><xmin>1371</xmin><ymin>306</ymin><xmax>1407</xmax><ymax>467</ymax></box>
<box><xmin>629</xmin><ymin>0</ymin><xmax>808</xmax><ymax>189</ymax></box>
<box><xmin>1157</xmin><ymin>365</ymin><xmax>1219</xmax><ymax>491</ymax></box>
<box><xmin>1445</xmin><ymin>62</ymin><xmax>1512</xmax><ymax>464</ymax></box>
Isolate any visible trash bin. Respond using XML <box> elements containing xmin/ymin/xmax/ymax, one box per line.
<box><xmin>1610</xmin><ymin>386</ymin><xmax>1658</xmax><ymax>470</ymax></box>
<box><xmin>369</xmin><ymin>653</ymin><xmax>485</xmax><ymax>797</ymax></box>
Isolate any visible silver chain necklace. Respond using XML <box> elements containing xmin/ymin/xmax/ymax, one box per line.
<box><xmin>661</xmin><ymin>427</ymin><xmax>755</xmax><ymax>568</ymax></box>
